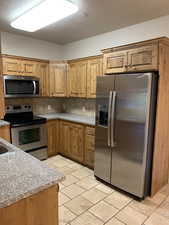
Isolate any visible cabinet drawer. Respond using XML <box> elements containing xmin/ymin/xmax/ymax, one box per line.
<box><xmin>86</xmin><ymin>126</ymin><xmax>95</xmax><ymax>136</ymax></box>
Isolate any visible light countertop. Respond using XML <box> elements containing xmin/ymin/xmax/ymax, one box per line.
<box><xmin>38</xmin><ymin>113</ymin><xmax>96</xmax><ymax>126</ymax></box>
<box><xmin>0</xmin><ymin>138</ymin><xmax>64</xmax><ymax>208</ymax></box>
<box><xmin>0</xmin><ymin>120</ymin><xmax>10</xmax><ymax>127</ymax></box>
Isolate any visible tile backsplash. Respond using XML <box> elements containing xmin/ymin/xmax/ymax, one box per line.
<box><xmin>5</xmin><ymin>98</ymin><xmax>62</xmax><ymax>115</ymax></box>
<box><xmin>63</xmin><ymin>98</ymin><xmax>96</xmax><ymax>117</ymax></box>
<box><xmin>5</xmin><ymin>98</ymin><xmax>96</xmax><ymax>117</ymax></box>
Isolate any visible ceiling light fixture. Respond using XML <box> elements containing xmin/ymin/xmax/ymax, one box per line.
<box><xmin>11</xmin><ymin>0</ymin><xmax>79</xmax><ymax>32</ymax></box>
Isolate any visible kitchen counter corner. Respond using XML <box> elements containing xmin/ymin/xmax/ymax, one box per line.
<box><xmin>0</xmin><ymin>138</ymin><xmax>64</xmax><ymax>208</ymax></box>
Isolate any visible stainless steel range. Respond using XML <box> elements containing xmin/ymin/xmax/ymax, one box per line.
<box><xmin>4</xmin><ymin>104</ymin><xmax>48</xmax><ymax>160</ymax></box>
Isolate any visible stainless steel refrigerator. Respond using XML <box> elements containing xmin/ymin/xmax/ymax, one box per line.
<box><xmin>94</xmin><ymin>72</ymin><xmax>157</xmax><ymax>198</ymax></box>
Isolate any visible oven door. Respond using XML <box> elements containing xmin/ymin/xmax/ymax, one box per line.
<box><xmin>11</xmin><ymin>124</ymin><xmax>47</xmax><ymax>151</ymax></box>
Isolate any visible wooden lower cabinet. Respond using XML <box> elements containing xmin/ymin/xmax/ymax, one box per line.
<box><xmin>47</xmin><ymin>120</ymin><xmax>58</xmax><ymax>157</ymax></box>
<box><xmin>84</xmin><ymin>126</ymin><xmax>95</xmax><ymax>168</ymax></box>
<box><xmin>0</xmin><ymin>125</ymin><xmax>11</xmax><ymax>142</ymax></box>
<box><xmin>59</xmin><ymin>121</ymin><xmax>71</xmax><ymax>157</ymax></box>
<box><xmin>69</xmin><ymin>123</ymin><xmax>84</xmax><ymax>162</ymax></box>
<box><xmin>0</xmin><ymin>185</ymin><xmax>58</xmax><ymax>225</ymax></box>
<box><xmin>59</xmin><ymin>120</ymin><xmax>84</xmax><ymax>163</ymax></box>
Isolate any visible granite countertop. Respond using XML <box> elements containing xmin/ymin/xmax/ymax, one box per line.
<box><xmin>38</xmin><ymin>113</ymin><xmax>96</xmax><ymax>126</ymax></box>
<box><xmin>0</xmin><ymin>138</ymin><xmax>64</xmax><ymax>208</ymax></box>
<box><xmin>0</xmin><ymin>120</ymin><xmax>10</xmax><ymax>127</ymax></box>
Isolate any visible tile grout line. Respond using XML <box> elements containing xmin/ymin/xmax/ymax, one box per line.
<box><xmin>47</xmin><ymin>156</ymin><xmax>169</xmax><ymax>225</ymax></box>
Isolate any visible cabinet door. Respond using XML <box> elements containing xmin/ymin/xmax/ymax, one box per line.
<box><xmin>69</xmin><ymin>61</ymin><xmax>88</xmax><ymax>98</ymax></box>
<box><xmin>50</xmin><ymin>63</ymin><xmax>67</xmax><ymax>97</ymax></box>
<box><xmin>103</xmin><ymin>51</ymin><xmax>127</xmax><ymax>74</ymax></box>
<box><xmin>47</xmin><ymin>120</ymin><xmax>58</xmax><ymax>157</ymax></box>
<box><xmin>37</xmin><ymin>63</ymin><xmax>50</xmax><ymax>96</ymax></box>
<box><xmin>59</xmin><ymin>121</ymin><xmax>71</xmax><ymax>157</ymax></box>
<box><xmin>77</xmin><ymin>61</ymin><xmax>87</xmax><ymax>97</ymax></box>
<box><xmin>0</xmin><ymin>125</ymin><xmax>11</xmax><ymax>142</ymax></box>
<box><xmin>21</xmin><ymin>60</ymin><xmax>36</xmax><ymax>76</ymax></box>
<box><xmin>68</xmin><ymin>63</ymin><xmax>78</xmax><ymax>97</ymax></box>
<box><xmin>87</xmin><ymin>58</ymin><xmax>103</xmax><ymax>98</ymax></box>
<box><xmin>127</xmin><ymin>45</ymin><xmax>158</xmax><ymax>71</ymax></box>
<box><xmin>2</xmin><ymin>57</ymin><xmax>21</xmax><ymax>75</ymax></box>
<box><xmin>85</xmin><ymin>126</ymin><xmax>95</xmax><ymax>168</ymax></box>
<box><xmin>70</xmin><ymin>123</ymin><xmax>84</xmax><ymax>163</ymax></box>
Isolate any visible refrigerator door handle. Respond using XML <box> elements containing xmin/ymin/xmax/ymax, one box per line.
<box><xmin>108</xmin><ymin>91</ymin><xmax>113</xmax><ymax>147</ymax></box>
<box><xmin>111</xmin><ymin>91</ymin><xmax>117</xmax><ymax>147</ymax></box>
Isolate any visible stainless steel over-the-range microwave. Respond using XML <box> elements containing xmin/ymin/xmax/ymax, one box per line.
<box><xmin>3</xmin><ymin>75</ymin><xmax>40</xmax><ymax>98</ymax></box>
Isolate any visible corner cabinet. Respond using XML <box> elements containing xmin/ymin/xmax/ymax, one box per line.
<box><xmin>87</xmin><ymin>57</ymin><xmax>103</xmax><ymax>98</ymax></box>
<box><xmin>59</xmin><ymin>120</ymin><xmax>84</xmax><ymax>163</ymax></box>
<box><xmin>68</xmin><ymin>61</ymin><xmax>88</xmax><ymax>98</ymax></box>
<box><xmin>50</xmin><ymin>62</ymin><xmax>67</xmax><ymax>97</ymax></box>
<box><xmin>68</xmin><ymin>56</ymin><xmax>103</xmax><ymax>98</ymax></box>
<box><xmin>103</xmin><ymin>43</ymin><xmax>158</xmax><ymax>74</ymax></box>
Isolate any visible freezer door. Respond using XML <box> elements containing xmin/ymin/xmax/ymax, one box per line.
<box><xmin>94</xmin><ymin>76</ymin><xmax>115</xmax><ymax>183</ymax></box>
<box><xmin>111</xmin><ymin>73</ymin><xmax>156</xmax><ymax>197</ymax></box>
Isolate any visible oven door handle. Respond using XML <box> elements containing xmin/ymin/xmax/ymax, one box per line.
<box><xmin>33</xmin><ymin>81</ymin><xmax>36</xmax><ymax>95</ymax></box>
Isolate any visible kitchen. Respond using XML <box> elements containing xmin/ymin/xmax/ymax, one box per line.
<box><xmin>1</xmin><ymin>1</ymin><xmax>169</xmax><ymax>225</ymax></box>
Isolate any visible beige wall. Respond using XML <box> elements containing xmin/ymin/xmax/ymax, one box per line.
<box><xmin>1</xmin><ymin>32</ymin><xmax>62</xmax><ymax>60</ymax></box>
<box><xmin>62</xmin><ymin>15</ymin><xmax>169</xmax><ymax>60</ymax></box>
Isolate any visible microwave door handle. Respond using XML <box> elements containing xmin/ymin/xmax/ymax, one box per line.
<box><xmin>108</xmin><ymin>91</ymin><xmax>113</xmax><ymax>147</ymax></box>
<box><xmin>33</xmin><ymin>81</ymin><xmax>36</xmax><ymax>95</ymax></box>
<box><xmin>111</xmin><ymin>91</ymin><xmax>117</xmax><ymax>147</ymax></box>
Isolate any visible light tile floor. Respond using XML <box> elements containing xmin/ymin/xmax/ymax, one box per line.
<box><xmin>45</xmin><ymin>155</ymin><xmax>169</xmax><ymax>225</ymax></box>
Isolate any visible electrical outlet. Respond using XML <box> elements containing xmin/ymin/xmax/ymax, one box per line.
<box><xmin>82</xmin><ymin>106</ymin><xmax>86</xmax><ymax>112</ymax></box>
<box><xmin>48</xmin><ymin>105</ymin><xmax>52</xmax><ymax>110</ymax></box>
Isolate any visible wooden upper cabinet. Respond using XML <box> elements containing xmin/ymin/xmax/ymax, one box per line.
<box><xmin>127</xmin><ymin>45</ymin><xmax>158</xmax><ymax>71</ymax></box>
<box><xmin>2</xmin><ymin>56</ymin><xmax>37</xmax><ymax>76</ymax></box>
<box><xmin>68</xmin><ymin>60</ymin><xmax>88</xmax><ymax>98</ymax></box>
<box><xmin>21</xmin><ymin>60</ymin><xmax>36</xmax><ymax>76</ymax></box>
<box><xmin>50</xmin><ymin>62</ymin><xmax>67</xmax><ymax>97</ymax></box>
<box><xmin>36</xmin><ymin>63</ymin><xmax>50</xmax><ymax>96</ymax></box>
<box><xmin>68</xmin><ymin>63</ymin><xmax>78</xmax><ymax>97</ymax></box>
<box><xmin>87</xmin><ymin>57</ymin><xmax>103</xmax><ymax>98</ymax></box>
<box><xmin>77</xmin><ymin>61</ymin><xmax>88</xmax><ymax>97</ymax></box>
<box><xmin>2</xmin><ymin>57</ymin><xmax>21</xmax><ymax>75</ymax></box>
<box><xmin>103</xmin><ymin>42</ymin><xmax>159</xmax><ymax>74</ymax></box>
<box><xmin>103</xmin><ymin>51</ymin><xmax>128</xmax><ymax>74</ymax></box>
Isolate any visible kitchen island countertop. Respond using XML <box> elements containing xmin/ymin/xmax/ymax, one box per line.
<box><xmin>0</xmin><ymin>138</ymin><xmax>64</xmax><ymax>208</ymax></box>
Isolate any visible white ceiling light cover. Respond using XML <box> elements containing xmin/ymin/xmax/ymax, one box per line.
<box><xmin>11</xmin><ymin>0</ymin><xmax>79</xmax><ymax>32</ymax></box>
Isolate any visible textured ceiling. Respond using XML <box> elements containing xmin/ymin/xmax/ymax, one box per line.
<box><xmin>0</xmin><ymin>0</ymin><xmax>169</xmax><ymax>44</ymax></box>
